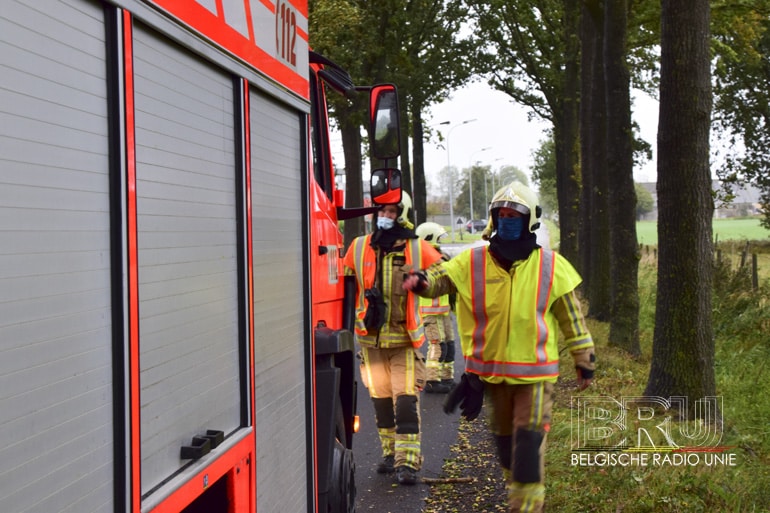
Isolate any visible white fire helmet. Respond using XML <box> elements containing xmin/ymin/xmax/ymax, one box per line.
<box><xmin>415</xmin><ymin>221</ymin><xmax>448</xmax><ymax>248</ymax></box>
<box><xmin>482</xmin><ymin>181</ymin><xmax>542</xmax><ymax>240</ymax></box>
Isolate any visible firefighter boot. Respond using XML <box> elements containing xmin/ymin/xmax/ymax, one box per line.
<box><xmin>424</xmin><ymin>380</ymin><xmax>451</xmax><ymax>393</ymax></box>
<box><xmin>396</xmin><ymin>466</ymin><xmax>418</xmax><ymax>485</ymax></box>
<box><xmin>377</xmin><ymin>455</ymin><xmax>395</xmax><ymax>474</ymax></box>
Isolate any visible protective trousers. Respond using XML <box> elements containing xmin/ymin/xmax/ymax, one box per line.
<box><xmin>439</xmin><ymin>314</ymin><xmax>456</xmax><ymax>382</ymax></box>
<box><xmin>486</xmin><ymin>381</ymin><xmax>553</xmax><ymax>513</ymax></box>
<box><xmin>425</xmin><ymin>340</ymin><xmax>442</xmax><ymax>382</ymax></box>
<box><xmin>423</xmin><ymin>313</ymin><xmax>456</xmax><ymax>383</ymax></box>
<box><xmin>422</xmin><ymin>315</ymin><xmax>444</xmax><ymax>383</ymax></box>
<box><xmin>359</xmin><ymin>345</ymin><xmax>426</xmax><ymax>470</ymax></box>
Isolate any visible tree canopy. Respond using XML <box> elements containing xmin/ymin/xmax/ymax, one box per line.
<box><xmin>712</xmin><ymin>0</ymin><xmax>770</xmax><ymax>228</ymax></box>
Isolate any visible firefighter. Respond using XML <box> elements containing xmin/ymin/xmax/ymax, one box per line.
<box><xmin>414</xmin><ymin>222</ymin><xmax>457</xmax><ymax>394</ymax></box>
<box><xmin>403</xmin><ymin>182</ymin><xmax>595</xmax><ymax>512</ymax></box>
<box><xmin>343</xmin><ymin>192</ymin><xmax>443</xmax><ymax>486</ymax></box>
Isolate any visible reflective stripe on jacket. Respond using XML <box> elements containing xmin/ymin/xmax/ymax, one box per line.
<box><xmin>418</xmin><ymin>249</ymin><xmax>452</xmax><ymax>316</ymax></box>
<box><xmin>418</xmin><ymin>294</ymin><xmax>450</xmax><ymax>316</ymax></box>
<box><xmin>442</xmin><ymin>246</ymin><xmax>582</xmax><ymax>384</ymax></box>
<box><xmin>344</xmin><ymin>235</ymin><xmax>441</xmax><ymax>347</ymax></box>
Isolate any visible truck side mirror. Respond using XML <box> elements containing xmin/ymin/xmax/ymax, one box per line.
<box><xmin>370</xmin><ymin>168</ymin><xmax>402</xmax><ymax>205</ymax></box>
<box><xmin>369</xmin><ymin>84</ymin><xmax>400</xmax><ymax>160</ymax></box>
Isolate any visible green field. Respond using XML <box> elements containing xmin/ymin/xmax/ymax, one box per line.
<box><xmin>637</xmin><ymin>217</ymin><xmax>770</xmax><ymax>246</ymax></box>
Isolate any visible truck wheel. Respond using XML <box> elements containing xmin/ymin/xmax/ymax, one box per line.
<box><xmin>330</xmin><ymin>400</ymin><xmax>356</xmax><ymax>512</ymax></box>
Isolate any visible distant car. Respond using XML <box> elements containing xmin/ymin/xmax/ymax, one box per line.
<box><xmin>466</xmin><ymin>219</ymin><xmax>487</xmax><ymax>233</ymax></box>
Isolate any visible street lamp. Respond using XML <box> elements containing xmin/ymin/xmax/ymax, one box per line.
<box><xmin>468</xmin><ymin>146</ymin><xmax>491</xmax><ymax>231</ymax></box>
<box><xmin>444</xmin><ymin>118</ymin><xmax>477</xmax><ymax>242</ymax></box>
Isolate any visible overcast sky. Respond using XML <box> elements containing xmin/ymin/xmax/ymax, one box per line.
<box><xmin>420</xmin><ymin>80</ymin><xmax>660</xmax><ymax>190</ymax></box>
<box><xmin>331</xmin><ymin>81</ymin><xmax>659</xmax><ymax>192</ymax></box>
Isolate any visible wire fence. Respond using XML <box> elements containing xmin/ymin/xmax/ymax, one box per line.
<box><xmin>640</xmin><ymin>241</ymin><xmax>766</xmax><ymax>290</ymax></box>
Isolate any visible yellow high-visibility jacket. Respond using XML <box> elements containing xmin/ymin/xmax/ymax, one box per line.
<box><xmin>418</xmin><ymin>294</ymin><xmax>451</xmax><ymax>316</ymax></box>
<box><xmin>425</xmin><ymin>246</ymin><xmax>593</xmax><ymax>384</ymax></box>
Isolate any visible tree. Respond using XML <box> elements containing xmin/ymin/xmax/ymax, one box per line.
<box><xmin>712</xmin><ymin>0</ymin><xmax>770</xmax><ymax>228</ymax></box>
<box><xmin>635</xmin><ymin>183</ymin><xmax>654</xmax><ymax>220</ymax></box>
<box><xmin>396</xmin><ymin>0</ymin><xmax>473</xmax><ymax>226</ymax></box>
<box><xmin>497</xmin><ymin>165</ymin><xmax>529</xmax><ymax>189</ymax></box>
<box><xmin>309</xmin><ymin>0</ymin><xmax>374</xmax><ymax>248</ymax></box>
<box><xmin>310</xmin><ymin>0</ymin><xmax>474</xmax><ymax>241</ymax></box>
<box><xmin>466</xmin><ymin>0</ymin><xmax>581</xmax><ymax>264</ymax></box>
<box><xmin>579</xmin><ymin>0</ymin><xmax>612</xmax><ymax>320</ymax></box>
<box><xmin>455</xmin><ymin>164</ymin><xmax>490</xmax><ymax>222</ymax></box>
<box><xmin>644</xmin><ymin>0</ymin><xmax>715</xmax><ymax>412</ymax></box>
<box><xmin>530</xmin><ymin>135</ymin><xmax>558</xmax><ymax>215</ymax></box>
<box><xmin>605</xmin><ymin>0</ymin><xmax>641</xmax><ymax>356</ymax></box>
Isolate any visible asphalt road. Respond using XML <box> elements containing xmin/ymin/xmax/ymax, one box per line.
<box><xmin>353</xmin><ymin>329</ymin><xmax>465</xmax><ymax>513</ymax></box>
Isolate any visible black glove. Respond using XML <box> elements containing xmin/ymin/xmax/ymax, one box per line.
<box><xmin>443</xmin><ymin>373</ymin><xmax>484</xmax><ymax>421</ymax></box>
<box><xmin>575</xmin><ymin>366</ymin><xmax>594</xmax><ymax>380</ymax></box>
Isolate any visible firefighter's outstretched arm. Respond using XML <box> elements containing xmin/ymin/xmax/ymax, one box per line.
<box><xmin>402</xmin><ymin>264</ymin><xmax>455</xmax><ymax>298</ymax></box>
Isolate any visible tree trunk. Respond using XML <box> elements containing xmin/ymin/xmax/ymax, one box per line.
<box><xmin>579</xmin><ymin>1</ymin><xmax>595</xmax><ymax>281</ymax></box>
<box><xmin>411</xmin><ymin>100</ymin><xmax>427</xmax><ymax>226</ymax></box>
<box><xmin>554</xmin><ymin>0</ymin><xmax>581</xmax><ymax>265</ymax></box>
<box><xmin>341</xmin><ymin>106</ymin><xmax>365</xmax><ymax>250</ymax></box>
<box><xmin>398</xmin><ymin>95</ymin><xmax>412</xmax><ymax>195</ymax></box>
<box><xmin>644</xmin><ymin>0</ymin><xmax>715</xmax><ymax>414</ymax></box>
<box><xmin>580</xmin><ymin>0</ymin><xmax>612</xmax><ymax>321</ymax></box>
<box><xmin>604</xmin><ymin>0</ymin><xmax>641</xmax><ymax>355</ymax></box>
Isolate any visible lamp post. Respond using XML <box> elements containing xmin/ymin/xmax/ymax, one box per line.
<box><xmin>444</xmin><ymin>119</ymin><xmax>477</xmax><ymax>242</ymax></box>
<box><xmin>468</xmin><ymin>146</ymin><xmax>491</xmax><ymax>232</ymax></box>
<box><xmin>485</xmin><ymin>158</ymin><xmax>503</xmax><ymax>208</ymax></box>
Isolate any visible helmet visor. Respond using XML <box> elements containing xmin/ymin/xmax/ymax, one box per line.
<box><xmin>491</xmin><ymin>200</ymin><xmax>530</xmax><ymax>216</ymax></box>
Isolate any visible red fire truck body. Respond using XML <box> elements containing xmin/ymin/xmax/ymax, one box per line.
<box><xmin>0</xmin><ymin>1</ymin><xmax>399</xmax><ymax>512</ymax></box>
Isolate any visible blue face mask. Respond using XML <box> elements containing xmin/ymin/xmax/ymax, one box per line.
<box><xmin>377</xmin><ymin>216</ymin><xmax>395</xmax><ymax>230</ymax></box>
<box><xmin>497</xmin><ymin>217</ymin><xmax>525</xmax><ymax>240</ymax></box>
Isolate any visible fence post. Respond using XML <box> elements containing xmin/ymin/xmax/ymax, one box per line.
<box><xmin>752</xmin><ymin>253</ymin><xmax>759</xmax><ymax>290</ymax></box>
<box><xmin>740</xmin><ymin>241</ymin><xmax>750</xmax><ymax>268</ymax></box>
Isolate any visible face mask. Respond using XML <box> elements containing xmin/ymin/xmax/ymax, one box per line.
<box><xmin>377</xmin><ymin>216</ymin><xmax>395</xmax><ymax>230</ymax></box>
<box><xmin>497</xmin><ymin>217</ymin><xmax>525</xmax><ymax>240</ymax></box>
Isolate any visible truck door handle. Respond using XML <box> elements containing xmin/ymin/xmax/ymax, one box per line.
<box><xmin>180</xmin><ymin>429</ymin><xmax>225</xmax><ymax>460</ymax></box>
<box><xmin>180</xmin><ymin>436</ymin><xmax>211</xmax><ymax>460</ymax></box>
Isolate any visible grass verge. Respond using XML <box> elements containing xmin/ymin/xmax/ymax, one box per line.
<box><xmin>425</xmin><ymin>246</ymin><xmax>770</xmax><ymax>513</ymax></box>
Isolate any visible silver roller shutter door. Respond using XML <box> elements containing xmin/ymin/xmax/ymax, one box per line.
<box><xmin>132</xmin><ymin>24</ymin><xmax>241</xmax><ymax>494</ymax></box>
<box><xmin>249</xmin><ymin>89</ymin><xmax>307</xmax><ymax>513</ymax></box>
<box><xmin>0</xmin><ymin>1</ymin><xmax>113</xmax><ymax>512</ymax></box>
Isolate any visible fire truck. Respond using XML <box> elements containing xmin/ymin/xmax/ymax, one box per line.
<box><xmin>0</xmin><ymin>1</ymin><xmax>403</xmax><ymax>512</ymax></box>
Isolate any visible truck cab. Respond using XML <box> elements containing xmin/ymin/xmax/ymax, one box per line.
<box><xmin>0</xmin><ymin>2</ymin><xmax>400</xmax><ymax>513</ymax></box>
<box><xmin>307</xmin><ymin>53</ymin><xmax>403</xmax><ymax>512</ymax></box>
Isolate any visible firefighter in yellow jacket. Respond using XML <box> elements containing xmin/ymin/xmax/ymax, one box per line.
<box><xmin>415</xmin><ymin>222</ymin><xmax>457</xmax><ymax>393</ymax></box>
<box><xmin>403</xmin><ymin>182</ymin><xmax>595</xmax><ymax>512</ymax></box>
<box><xmin>343</xmin><ymin>192</ymin><xmax>442</xmax><ymax>485</ymax></box>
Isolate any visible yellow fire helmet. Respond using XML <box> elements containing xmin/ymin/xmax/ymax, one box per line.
<box><xmin>482</xmin><ymin>181</ymin><xmax>542</xmax><ymax>240</ymax></box>
<box><xmin>415</xmin><ymin>221</ymin><xmax>448</xmax><ymax>248</ymax></box>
